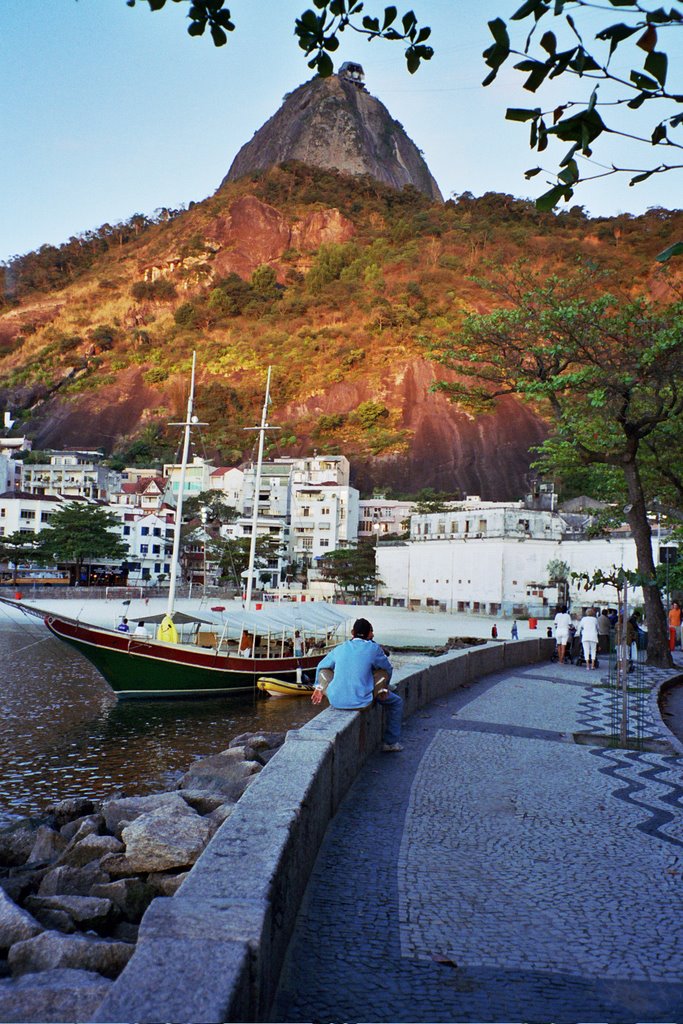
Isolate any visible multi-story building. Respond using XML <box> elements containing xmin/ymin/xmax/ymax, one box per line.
<box><xmin>110</xmin><ymin>507</ymin><xmax>175</xmax><ymax>585</ymax></box>
<box><xmin>0</xmin><ymin>491</ymin><xmax>62</xmax><ymax>537</ymax></box>
<box><xmin>241</xmin><ymin>459</ymin><xmax>293</xmax><ymax>520</ymax></box>
<box><xmin>358</xmin><ymin>498</ymin><xmax>415</xmax><ymax>540</ymax></box>
<box><xmin>290</xmin><ymin>456</ymin><xmax>359</xmax><ymax>568</ymax></box>
<box><xmin>110</xmin><ymin>475</ymin><xmax>168</xmax><ymax>513</ymax></box>
<box><xmin>220</xmin><ymin>516</ymin><xmax>289</xmax><ymax>591</ymax></box>
<box><xmin>209</xmin><ymin>467</ymin><xmax>244</xmax><ymax>513</ymax></box>
<box><xmin>21</xmin><ymin>451</ymin><xmax>120</xmax><ymax>501</ymax></box>
<box><xmin>163</xmin><ymin>456</ymin><xmax>214</xmax><ymax>502</ymax></box>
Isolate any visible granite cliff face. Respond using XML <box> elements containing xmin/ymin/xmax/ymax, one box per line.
<box><xmin>223</xmin><ymin>73</ymin><xmax>443</xmax><ymax>202</ymax></box>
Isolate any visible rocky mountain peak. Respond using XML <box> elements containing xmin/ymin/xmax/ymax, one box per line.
<box><xmin>222</xmin><ymin>69</ymin><xmax>443</xmax><ymax>202</ymax></box>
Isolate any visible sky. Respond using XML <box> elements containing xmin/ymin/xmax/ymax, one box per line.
<box><xmin>1</xmin><ymin>0</ymin><xmax>681</xmax><ymax>265</ymax></box>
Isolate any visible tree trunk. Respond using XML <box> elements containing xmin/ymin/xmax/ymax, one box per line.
<box><xmin>624</xmin><ymin>461</ymin><xmax>672</xmax><ymax>667</ymax></box>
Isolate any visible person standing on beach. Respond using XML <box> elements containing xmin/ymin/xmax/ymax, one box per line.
<box><xmin>311</xmin><ymin>617</ymin><xmax>403</xmax><ymax>752</ymax></box>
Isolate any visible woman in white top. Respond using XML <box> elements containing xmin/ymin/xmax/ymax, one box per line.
<box><xmin>553</xmin><ymin>605</ymin><xmax>573</xmax><ymax>664</ymax></box>
<box><xmin>579</xmin><ymin>608</ymin><xmax>599</xmax><ymax>669</ymax></box>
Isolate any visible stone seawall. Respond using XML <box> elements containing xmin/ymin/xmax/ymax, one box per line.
<box><xmin>94</xmin><ymin>638</ymin><xmax>552</xmax><ymax>1023</ymax></box>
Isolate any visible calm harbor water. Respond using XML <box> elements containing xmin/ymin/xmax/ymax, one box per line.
<box><xmin>2</xmin><ymin>605</ymin><xmax>681</xmax><ymax>829</ymax></box>
<box><xmin>0</xmin><ymin>615</ymin><xmax>322</xmax><ymax>828</ymax></box>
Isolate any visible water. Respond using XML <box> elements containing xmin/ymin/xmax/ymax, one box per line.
<box><xmin>0</xmin><ymin>615</ymin><xmax>321</xmax><ymax>828</ymax></box>
<box><xmin>2</xmin><ymin>602</ymin><xmax>681</xmax><ymax>828</ymax></box>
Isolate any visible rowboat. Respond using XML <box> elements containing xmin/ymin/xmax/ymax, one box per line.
<box><xmin>257</xmin><ymin>675</ymin><xmax>315</xmax><ymax>698</ymax></box>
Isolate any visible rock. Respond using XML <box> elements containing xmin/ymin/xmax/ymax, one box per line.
<box><xmin>26</xmin><ymin>907</ymin><xmax>75</xmax><ymax>934</ymax></box>
<box><xmin>0</xmin><ymin>890</ymin><xmax>42</xmax><ymax>950</ymax></box>
<box><xmin>27</xmin><ymin>826</ymin><xmax>67</xmax><ymax>866</ymax></box>
<box><xmin>38</xmin><ymin>863</ymin><xmax>109</xmax><ymax>898</ymax></box>
<box><xmin>178</xmin><ymin>749</ymin><xmax>261</xmax><ymax>802</ymax></box>
<box><xmin>229</xmin><ymin>731</ymin><xmax>285</xmax><ymax>751</ymax></box>
<box><xmin>206</xmin><ymin>802</ymin><xmax>236</xmax><ymax>828</ymax></box>
<box><xmin>145</xmin><ymin>871</ymin><xmax>190</xmax><ymax>898</ymax></box>
<box><xmin>90</xmin><ymin>879</ymin><xmax>155</xmax><ymax>923</ymax></box>
<box><xmin>45</xmin><ymin>798</ymin><xmax>98</xmax><ymax>831</ymax></box>
<box><xmin>26</xmin><ymin>896</ymin><xmax>113</xmax><ymax>932</ymax></box>
<box><xmin>101</xmin><ymin>792</ymin><xmax>189</xmax><ymax>838</ymax></box>
<box><xmin>111</xmin><ymin>921</ymin><xmax>138</xmax><ymax>944</ymax></box>
<box><xmin>120</xmin><ymin>804</ymin><xmax>212</xmax><ymax>872</ymax></box>
<box><xmin>0</xmin><ymin>866</ymin><xmax>49</xmax><ymax>905</ymax></box>
<box><xmin>9</xmin><ymin>930</ymin><xmax>134</xmax><ymax>979</ymax></box>
<box><xmin>179</xmin><ymin>790</ymin><xmax>225</xmax><ymax>815</ymax></box>
<box><xmin>0</xmin><ymin>967</ymin><xmax>111</xmax><ymax>1023</ymax></box>
<box><xmin>60</xmin><ymin>813</ymin><xmax>103</xmax><ymax>843</ymax></box>
<box><xmin>58</xmin><ymin>834</ymin><xmax>123</xmax><ymax>869</ymax></box>
<box><xmin>0</xmin><ymin>820</ymin><xmax>44</xmax><ymax>868</ymax></box>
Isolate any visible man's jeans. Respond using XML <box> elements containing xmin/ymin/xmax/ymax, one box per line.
<box><xmin>377</xmin><ymin>691</ymin><xmax>403</xmax><ymax>745</ymax></box>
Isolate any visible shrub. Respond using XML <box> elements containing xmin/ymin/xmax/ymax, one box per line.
<box><xmin>131</xmin><ymin>279</ymin><xmax>177</xmax><ymax>301</ymax></box>
<box><xmin>173</xmin><ymin>302</ymin><xmax>197</xmax><ymax>328</ymax></box>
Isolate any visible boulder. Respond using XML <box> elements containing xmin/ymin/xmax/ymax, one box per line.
<box><xmin>178</xmin><ymin>749</ymin><xmax>261</xmax><ymax>802</ymax></box>
<box><xmin>0</xmin><ymin>820</ymin><xmax>42</xmax><ymax>867</ymax></box>
<box><xmin>26</xmin><ymin>907</ymin><xmax>75</xmax><ymax>934</ymax></box>
<box><xmin>9</xmin><ymin>930</ymin><xmax>134</xmax><ymax>979</ymax></box>
<box><xmin>0</xmin><ymin>890</ymin><xmax>42</xmax><ymax>950</ymax></box>
<box><xmin>26</xmin><ymin>895</ymin><xmax>113</xmax><ymax>931</ymax></box>
<box><xmin>101</xmin><ymin>792</ymin><xmax>190</xmax><ymax>837</ymax></box>
<box><xmin>229</xmin><ymin>731</ymin><xmax>285</xmax><ymax>751</ymax></box>
<box><xmin>146</xmin><ymin>871</ymin><xmax>189</xmax><ymax>897</ymax></box>
<box><xmin>89</xmin><ymin>879</ymin><xmax>155</xmax><ymax>923</ymax></box>
<box><xmin>44</xmin><ymin>799</ymin><xmax>98</xmax><ymax>831</ymax></box>
<box><xmin>38</xmin><ymin>862</ymin><xmax>109</xmax><ymax>898</ymax></box>
<box><xmin>58</xmin><ymin>834</ymin><xmax>123</xmax><ymax>869</ymax></box>
<box><xmin>0</xmin><ymin>967</ymin><xmax>110</xmax><ymax>1023</ymax></box>
<box><xmin>120</xmin><ymin>804</ymin><xmax>212</xmax><ymax>872</ymax></box>
<box><xmin>27</xmin><ymin>827</ymin><xmax>67</xmax><ymax>866</ymax></box>
<box><xmin>206</xmin><ymin>802</ymin><xmax>236</xmax><ymax>829</ymax></box>
<box><xmin>179</xmin><ymin>789</ymin><xmax>225</xmax><ymax>815</ymax></box>
<box><xmin>60</xmin><ymin>813</ymin><xmax>103</xmax><ymax>843</ymax></box>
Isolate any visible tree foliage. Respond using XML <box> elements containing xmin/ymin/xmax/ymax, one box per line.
<box><xmin>430</xmin><ymin>265</ymin><xmax>683</xmax><ymax>665</ymax></box>
<box><xmin>126</xmin><ymin>1</ymin><xmax>433</xmax><ymax>75</ymax></box>
<box><xmin>0</xmin><ymin>532</ymin><xmax>39</xmax><ymax>582</ymax></box>
<box><xmin>483</xmin><ymin>1</ymin><xmax>683</xmax><ymax>210</ymax></box>
<box><xmin>318</xmin><ymin>540</ymin><xmax>382</xmax><ymax>598</ymax></box>
<box><xmin>37</xmin><ymin>503</ymin><xmax>128</xmax><ymax>584</ymax></box>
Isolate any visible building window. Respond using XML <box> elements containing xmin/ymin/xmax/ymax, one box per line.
<box><xmin>41</xmin><ymin>512</ymin><xmax>51</xmax><ymax>523</ymax></box>
<box><xmin>20</xmin><ymin>510</ymin><xmax>35</xmax><ymax>520</ymax></box>
<box><xmin>152</xmin><ymin>545</ymin><xmax>160</xmax><ymax>554</ymax></box>
<box><xmin>140</xmin><ymin>544</ymin><xmax>148</xmax><ymax>555</ymax></box>
<box><xmin>141</xmin><ymin>526</ymin><xmax>149</xmax><ymax>536</ymax></box>
<box><xmin>123</xmin><ymin>525</ymin><xmax>131</xmax><ymax>536</ymax></box>
<box><xmin>320</xmin><ymin>539</ymin><xmax>329</xmax><ymax>547</ymax></box>
<box><xmin>153</xmin><ymin>527</ymin><xmax>161</xmax><ymax>537</ymax></box>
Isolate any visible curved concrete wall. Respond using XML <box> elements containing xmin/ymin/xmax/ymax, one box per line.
<box><xmin>94</xmin><ymin>638</ymin><xmax>552</xmax><ymax>1023</ymax></box>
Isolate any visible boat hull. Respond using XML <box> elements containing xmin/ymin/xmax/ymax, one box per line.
<box><xmin>257</xmin><ymin>676</ymin><xmax>315</xmax><ymax>698</ymax></box>
<box><xmin>45</xmin><ymin>615</ymin><xmax>322</xmax><ymax>699</ymax></box>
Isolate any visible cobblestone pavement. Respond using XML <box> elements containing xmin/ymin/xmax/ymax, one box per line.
<box><xmin>270</xmin><ymin>656</ymin><xmax>683</xmax><ymax>1024</ymax></box>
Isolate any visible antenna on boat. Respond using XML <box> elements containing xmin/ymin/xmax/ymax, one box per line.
<box><xmin>244</xmin><ymin>366</ymin><xmax>280</xmax><ymax>611</ymax></box>
<box><xmin>165</xmin><ymin>352</ymin><xmax>207</xmax><ymax>620</ymax></box>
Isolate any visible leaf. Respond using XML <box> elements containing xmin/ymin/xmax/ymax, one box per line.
<box><xmin>488</xmin><ymin>17</ymin><xmax>510</xmax><ymax>48</ymax></box>
<box><xmin>644</xmin><ymin>50</ymin><xmax>667</xmax><ymax>87</ymax></box>
<box><xmin>636</xmin><ymin>24</ymin><xmax>657</xmax><ymax>52</ymax></box>
<box><xmin>512</xmin><ymin>0</ymin><xmax>548</xmax><ymax>20</ymax></box>
<box><xmin>630</xmin><ymin>69</ymin><xmax>660</xmax><ymax>91</ymax></box>
<box><xmin>524</xmin><ymin>166</ymin><xmax>543</xmax><ymax>178</ymax></box>
<box><xmin>382</xmin><ymin>5</ymin><xmax>397</xmax><ymax>30</ymax></box>
<box><xmin>506</xmin><ymin>107</ymin><xmax>540</xmax><ymax>122</ymax></box>
<box><xmin>540</xmin><ymin>30</ymin><xmax>556</xmax><ymax>55</ymax></box>
<box><xmin>655</xmin><ymin>241</ymin><xmax>683</xmax><ymax>263</ymax></box>
<box><xmin>629</xmin><ymin>169</ymin><xmax>657</xmax><ymax>185</ymax></box>
<box><xmin>651</xmin><ymin>123</ymin><xmax>668</xmax><ymax>144</ymax></box>
<box><xmin>536</xmin><ymin>184</ymin><xmax>572</xmax><ymax>211</ymax></box>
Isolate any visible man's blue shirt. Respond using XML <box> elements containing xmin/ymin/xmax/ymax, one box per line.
<box><xmin>315</xmin><ymin>637</ymin><xmax>392</xmax><ymax>710</ymax></box>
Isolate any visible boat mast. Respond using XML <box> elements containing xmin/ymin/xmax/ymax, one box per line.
<box><xmin>244</xmin><ymin>366</ymin><xmax>278</xmax><ymax>611</ymax></box>
<box><xmin>166</xmin><ymin>352</ymin><xmax>200</xmax><ymax>618</ymax></box>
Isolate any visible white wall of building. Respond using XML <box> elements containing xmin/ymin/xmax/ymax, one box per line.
<box><xmin>377</xmin><ymin>535</ymin><xmax>641</xmax><ymax>615</ymax></box>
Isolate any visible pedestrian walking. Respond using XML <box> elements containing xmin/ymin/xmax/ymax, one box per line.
<box><xmin>597</xmin><ymin>607</ymin><xmax>611</xmax><ymax>654</ymax></box>
<box><xmin>312</xmin><ymin>617</ymin><xmax>403</xmax><ymax>752</ymax></box>
<box><xmin>578</xmin><ymin>608</ymin><xmax>599</xmax><ymax>669</ymax></box>
<box><xmin>511</xmin><ymin>620</ymin><xmax>519</xmax><ymax>640</ymax></box>
<box><xmin>668</xmin><ymin>600</ymin><xmax>681</xmax><ymax>648</ymax></box>
<box><xmin>553</xmin><ymin>605</ymin><xmax>572</xmax><ymax>664</ymax></box>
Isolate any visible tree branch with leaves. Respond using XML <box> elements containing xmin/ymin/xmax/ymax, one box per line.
<box><xmin>483</xmin><ymin>1</ymin><xmax>683</xmax><ymax>211</ymax></box>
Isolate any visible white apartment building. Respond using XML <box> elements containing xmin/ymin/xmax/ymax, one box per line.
<box><xmin>111</xmin><ymin>507</ymin><xmax>175</xmax><ymax>585</ymax></box>
<box><xmin>358</xmin><ymin>498</ymin><xmax>415</xmax><ymax>540</ymax></box>
<box><xmin>21</xmin><ymin>451</ymin><xmax>120</xmax><ymax>501</ymax></box>
<box><xmin>220</xmin><ymin>516</ymin><xmax>289</xmax><ymax>590</ymax></box>
<box><xmin>0</xmin><ymin>455</ymin><xmax>14</xmax><ymax>495</ymax></box>
<box><xmin>110</xmin><ymin>476</ymin><xmax>168</xmax><ymax>512</ymax></box>
<box><xmin>241</xmin><ymin>460</ymin><xmax>292</xmax><ymax>519</ymax></box>
<box><xmin>209</xmin><ymin>467</ymin><xmax>244</xmax><ymax>513</ymax></box>
<box><xmin>0</xmin><ymin>491</ymin><xmax>62</xmax><ymax>537</ymax></box>
<box><xmin>291</xmin><ymin>485</ymin><xmax>359</xmax><ymax>569</ymax></box>
<box><xmin>163</xmin><ymin>456</ymin><xmax>214</xmax><ymax>501</ymax></box>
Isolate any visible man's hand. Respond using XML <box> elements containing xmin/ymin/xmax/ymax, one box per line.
<box><xmin>311</xmin><ymin>687</ymin><xmax>324</xmax><ymax>705</ymax></box>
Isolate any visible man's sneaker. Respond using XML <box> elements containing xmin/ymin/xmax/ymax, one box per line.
<box><xmin>381</xmin><ymin>742</ymin><xmax>403</xmax><ymax>752</ymax></box>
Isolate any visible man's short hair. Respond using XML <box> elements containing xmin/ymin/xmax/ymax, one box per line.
<box><xmin>352</xmin><ymin>618</ymin><xmax>373</xmax><ymax>639</ymax></box>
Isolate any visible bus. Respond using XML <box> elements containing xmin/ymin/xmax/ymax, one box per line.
<box><xmin>0</xmin><ymin>567</ymin><xmax>71</xmax><ymax>587</ymax></box>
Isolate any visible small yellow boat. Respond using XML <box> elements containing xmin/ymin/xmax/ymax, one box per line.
<box><xmin>257</xmin><ymin>676</ymin><xmax>315</xmax><ymax>698</ymax></box>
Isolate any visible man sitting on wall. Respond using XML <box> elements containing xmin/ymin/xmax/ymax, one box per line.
<box><xmin>311</xmin><ymin>617</ymin><xmax>403</xmax><ymax>752</ymax></box>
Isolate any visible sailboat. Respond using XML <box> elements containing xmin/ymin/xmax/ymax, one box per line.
<box><xmin>38</xmin><ymin>357</ymin><xmax>347</xmax><ymax>698</ymax></box>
